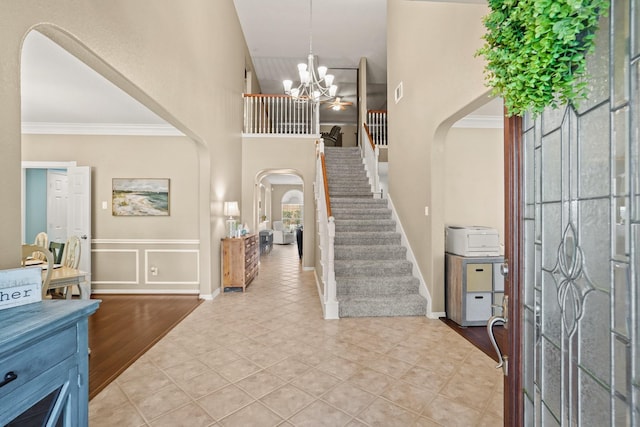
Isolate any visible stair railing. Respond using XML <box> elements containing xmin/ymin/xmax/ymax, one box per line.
<box><xmin>243</xmin><ymin>94</ymin><xmax>320</xmax><ymax>135</ymax></box>
<box><xmin>315</xmin><ymin>141</ymin><xmax>339</xmax><ymax>319</ymax></box>
<box><xmin>366</xmin><ymin>109</ymin><xmax>387</xmax><ymax>146</ymax></box>
<box><xmin>361</xmin><ymin>123</ymin><xmax>381</xmax><ymax>198</ymax></box>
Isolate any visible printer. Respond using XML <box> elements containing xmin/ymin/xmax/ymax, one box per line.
<box><xmin>445</xmin><ymin>225</ymin><xmax>500</xmax><ymax>257</ymax></box>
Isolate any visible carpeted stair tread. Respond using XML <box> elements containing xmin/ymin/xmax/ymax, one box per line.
<box><xmin>338</xmin><ymin>295</ymin><xmax>427</xmax><ymax>317</ymax></box>
<box><xmin>336</xmin><ymin>277</ymin><xmax>420</xmax><ymax>296</ymax></box>
<box><xmin>335</xmin><ymin>232</ymin><xmax>401</xmax><ymax>245</ymax></box>
<box><xmin>334</xmin><ymin>221</ymin><xmax>396</xmax><ymax>232</ymax></box>
<box><xmin>335</xmin><ymin>259</ymin><xmax>413</xmax><ymax>275</ymax></box>
<box><xmin>334</xmin><ymin>244</ymin><xmax>406</xmax><ymax>259</ymax></box>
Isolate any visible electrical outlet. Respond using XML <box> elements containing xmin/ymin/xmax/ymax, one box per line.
<box><xmin>150</xmin><ymin>266</ymin><xmax>158</xmax><ymax>276</ymax></box>
<box><xmin>424</xmin><ymin>206</ymin><xmax>429</xmax><ymax>216</ymax></box>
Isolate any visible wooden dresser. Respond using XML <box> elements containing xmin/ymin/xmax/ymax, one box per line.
<box><xmin>221</xmin><ymin>234</ymin><xmax>259</xmax><ymax>292</ymax></box>
<box><xmin>0</xmin><ymin>299</ymin><xmax>100</xmax><ymax>426</ymax></box>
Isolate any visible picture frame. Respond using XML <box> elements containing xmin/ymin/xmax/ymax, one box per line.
<box><xmin>112</xmin><ymin>178</ymin><xmax>170</xmax><ymax>216</ymax></box>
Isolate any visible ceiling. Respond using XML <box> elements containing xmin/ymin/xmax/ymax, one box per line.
<box><xmin>20</xmin><ymin>0</ymin><xmax>501</xmax><ymax>131</ymax></box>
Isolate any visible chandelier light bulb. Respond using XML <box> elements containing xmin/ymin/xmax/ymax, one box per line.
<box><xmin>297</xmin><ymin>63</ymin><xmax>307</xmax><ymax>73</ymax></box>
<box><xmin>291</xmin><ymin>88</ymin><xmax>300</xmax><ymax>98</ymax></box>
<box><xmin>324</xmin><ymin>74</ymin><xmax>334</xmax><ymax>87</ymax></box>
<box><xmin>283</xmin><ymin>80</ymin><xmax>293</xmax><ymax>92</ymax></box>
<box><xmin>317</xmin><ymin>66</ymin><xmax>327</xmax><ymax>79</ymax></box>
<box><xmin>329</xmin><ymin>85</ymin><xmax>338</xmax><ymax>97</ymax></box>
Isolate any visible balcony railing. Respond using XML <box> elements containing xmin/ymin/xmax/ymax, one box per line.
<box><xmin>367</xmin><ymin>109</ymin><xmax>387</xmax><ymax>146</ymax></box>
<box><xmin>243</xmin><ymin>94</ymin><xmax>320</xmax><ymax>136</ymax></box>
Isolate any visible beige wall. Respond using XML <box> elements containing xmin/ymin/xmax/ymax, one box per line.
<box><xmin>270</xmin><ymin>184</ymin><xmax>304</xmax><ymax>223</ymax></box>
<box><xmin>387</xmin><ymin>0</ymin><xmax>490</xmax><ymax>313</ymax></box>
<box><xmin>242</xmin><ymin>137</ymin><xmax>317</xmax><ymax>268</ymax></box>
<box><xmin>444</xmin><ymin>127</ymin><xmax>504</xmax><ymax>249</ymax></box>
<box><xmin>22</xmin><ymin>133</ymin><xmax>201</xmax><ymax>292</ymax></box>
<box><xmin>0</xmin><ymin>0</ymin><xmax>252</xmax><ymax>297</ymax></box>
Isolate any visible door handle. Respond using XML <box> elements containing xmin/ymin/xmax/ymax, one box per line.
<box><xmin>80</xmin><ymin>235</ymin><xmax>88</xmax><ymax>240</ymax></box>
<box><xmin>487</xmin><ymin>295</ymin><xmax>508</xmax><ymax>376</ymax></box>
<box><xmin>0</xmin><ymin>371</ymin><xmax>18</xmax><ymax>388</ymax></box>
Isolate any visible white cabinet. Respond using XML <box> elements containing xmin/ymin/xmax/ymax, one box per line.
<box><xmin>445</xmin><ymin>253</ymin><xmax>504</xmax><ymax>326</ymax></box>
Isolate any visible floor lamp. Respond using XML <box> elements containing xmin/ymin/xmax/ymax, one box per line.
<box><xmin>224</xmin><ymin>201</ymin><xmax>240</xmax><ymax>238</ymax></box>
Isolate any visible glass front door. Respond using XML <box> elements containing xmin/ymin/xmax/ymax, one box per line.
<box><xmin>520</xmin><ymin>2</ymin><xmax>638</xmax><ymax>425</ymax></box>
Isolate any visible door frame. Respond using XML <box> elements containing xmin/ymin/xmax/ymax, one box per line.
<box><xmin>504</xmin><ymin>114</ymin><xmax>523</xmax><ymax>424</ymax></box>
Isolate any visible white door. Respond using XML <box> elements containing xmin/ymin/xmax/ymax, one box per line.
<box><xmin>47</xmin><ymin>170</ymin><xmax>68</xmax><ymax>244</ymax></box>
<box><xmin>67</xmin><ymin>166</ymin><xmax>91</xmax><ymax>284</ymax></box>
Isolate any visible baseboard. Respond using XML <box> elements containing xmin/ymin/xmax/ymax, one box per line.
<box><xmin>387</xmin><ymin>194</ymin><xmax>434</xmax><ymax>318</ymax></box>
<box><xmin>91</xmin><ymin>289</ymin><xmax>200</xmax><ymax>295</ymax></box>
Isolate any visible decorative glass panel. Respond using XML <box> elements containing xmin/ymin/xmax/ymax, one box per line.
<box><xmin>542</xmin><ymin>131</ymin><xmax>562</xmax><ymax>202</ymax></box>
<box><xmin>576</xmin><ymin>14</ymin><xmax>611</xmax><ymax>114</ymax></box>
<box><xmin>578</xmin><ymin>290</ymin><xmax>611</xmax><ymax>383</ymax></box>
<box><xmin>613</xmin><ymin>262</ymin><xmax>631</xmax><ymax>336</ymax></box>
<box><xmin>578</xmin><ymin>370</ymin><xmax>611</xmax><ymax>425</ymax></box>
<box><xmin>521</xmin><ymin>2</ymin><xmax>637</xmax><ymax>424</ymax></box>
<box><xmin>578</xmin><ymin>105</ymin><xmax>611</xmax><ymax>199</ymax></box>
<box><xmin>613</xmin><ymin>0</ymin><xmax>630</xmax><ymax>107</ymax></box>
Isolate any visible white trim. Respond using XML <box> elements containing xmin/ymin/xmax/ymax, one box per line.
<box><xmin>22</xmin><ymin>161</ymin><xmax>78</xmax><ymax>169</ymax></box>
<box><xmin>452</xmin><ymin>116</ymin><xmax>503</xmax><ymax>129</ymax></box>
<box><xmin>22</xmin><ymin>122</ymin><xmax>185</xmax><ymax>136</ymax></box>
<box><xmin>91</xmin><ymin>289</ymin><xmax>200</xmax><ymax>295</ymax></box>
<box><xmin>242</xmin><ymin>133</ymin><xmax>320</xmax><ymax>138</ymax></box>
<box><xmin>91</xmin><ymin>249</ymin><xmax>139</xmax><ymax>285</ymax></box>
<box><xmin>144</xmin><ymin>249</ymin><xmax>200</xmax><ymax>285</ymax></box>
<box><xmin>314</xmin><ymin>269</ymin><xmax>339</xmax><ymax>320</ymax></box>
<box><xmin>387</xmin><ymin>194</ymin><xmax>433</xmax><ymax>317</ymax></box>
<box><xmin>394</xmin><ymin>81</ymin><xmax>403</xmax><ymax>104</ymax></box>
<box><xmin>92</xmin><ymin>239</ymin><xmax>199</xmax><ymax>245</ymax></box>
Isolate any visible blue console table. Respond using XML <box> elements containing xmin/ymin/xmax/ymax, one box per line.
<box><xmin>0</xmin><ymin>299</ymin><xmax>100</xmax><ymax>426</ymax></box>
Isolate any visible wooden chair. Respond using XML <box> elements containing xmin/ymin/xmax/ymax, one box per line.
<box><xmin>21</xmin><ymin>244</ymin><xmax>54</xmax><ymax>299</ymax></box>
<box><xmin>49</xmin><ymin>241</ymin><xmax>66</xmax><ymax>264</ymax></box>
<box><xmin>61</xmin><ymin>236</ymin><xmax>81</xmax><ymax>268</ymax></box>
<box><xmin>32</xmin><ymin>232</ymin><xmax>49</xmax><ymax>261</ymax></box>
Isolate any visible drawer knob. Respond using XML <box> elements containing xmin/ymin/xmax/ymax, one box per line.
<box><xmin>0</xmin><ymin>371</ymin><xmax>17</xmax><ymax>388</ymax></box>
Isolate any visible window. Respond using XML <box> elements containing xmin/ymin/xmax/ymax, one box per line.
<box><xmin>281</xmin><ymin>190</ymin><xmax>303</xmax><ymax>229</ymax></box>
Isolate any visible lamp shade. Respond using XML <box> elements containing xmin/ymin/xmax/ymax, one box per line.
<box><xmin>223</xmin><ymin>201</ymin><xmax>240</xmax><ymax>217</ymax></box>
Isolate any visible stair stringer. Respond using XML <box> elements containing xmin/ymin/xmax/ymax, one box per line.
<box><xmin>386</xmin><ymin>194</ymin><xmax>443</xmax><ymax>319</ymax></box>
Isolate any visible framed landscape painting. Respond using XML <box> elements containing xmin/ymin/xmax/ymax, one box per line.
<box><xmin>112</xmin><ymin>178</ymin><xmax>170</xmax><ymax>216</ymax></box>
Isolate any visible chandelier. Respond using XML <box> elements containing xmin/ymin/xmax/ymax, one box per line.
<box><xmin>282</xmin><ymin>0</ymin><xmax>337</xmax><ymax>102</ymax></box>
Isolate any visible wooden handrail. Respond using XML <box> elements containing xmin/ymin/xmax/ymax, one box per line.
<box><xmin>367</xmin><ymin>109</ymin><xmax>387</xmax><ymax>114</ymax></box>
<box><xmin>363</xmin><ymin>123</ymin><xmax>376</xmax><ymax>152</ymax></box>
<box><xmin>320</xmin><ymin>153</ymin><xmax>332</xmax><ymax>218</ymax></box>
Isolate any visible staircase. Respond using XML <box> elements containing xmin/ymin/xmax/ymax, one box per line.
<box><xmin>325</xmin><ymin>146</ymin><xmax>426</xmax><ymax>317</ymax></box>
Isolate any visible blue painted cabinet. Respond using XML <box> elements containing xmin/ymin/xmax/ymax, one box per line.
<box><xmin>0</xmin><ymin>300</ymin><xmax>100</xmax><ymax>425</ymax></box>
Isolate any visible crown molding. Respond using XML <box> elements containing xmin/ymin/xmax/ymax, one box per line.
<box><xmin>452</xmin><ymin>115</ymin><xmax>503</xmax><ymax>129</ymax></box>
<box><xmin>22</xmin><ymin>122</ymin><xmax>184</xmax><ymax>136</ymax></box>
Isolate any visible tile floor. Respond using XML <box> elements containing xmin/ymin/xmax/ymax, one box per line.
<box><xmin>89</xmin><ymin>244</ymin><xmax>503</xmax><ymax>426</ymax></box>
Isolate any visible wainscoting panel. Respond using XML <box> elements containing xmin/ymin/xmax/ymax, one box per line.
<box><xmin>145</xmin><ymin>249</ymin><xmax>199</xmax><ymax>285</ymax></box>
<box><xmin>92</xmin><ymin>249</ymin><xmax>139</xmax><ymax>285</ymax></box>
<box><xmin>91</xmin><ymin>239</ymin><xmax>200</xmax><ymax>293</ymax></box>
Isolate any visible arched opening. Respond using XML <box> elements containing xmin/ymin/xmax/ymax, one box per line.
<box><xmin>20</xmin><ymin>27</ymin><xmax>211</xmax><ymax>297</ymax></box>
<box><xmin>280</xmin><ymin>189</ymin><xmax>303</xmax><ymax>229</ymax></box>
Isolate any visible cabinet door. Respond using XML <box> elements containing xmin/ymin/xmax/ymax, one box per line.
<box><xmin>1</xmin><ymin>358</ymin><xmax>80</xmax><ymax>426</ymax></box>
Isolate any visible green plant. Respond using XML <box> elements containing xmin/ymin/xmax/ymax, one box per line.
<box><xmin>476</xmin><ymin>0</ymin><xmax>609</xmax><ymax>116</ymax></box>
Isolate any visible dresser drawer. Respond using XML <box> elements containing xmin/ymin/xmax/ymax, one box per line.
<box><xmin>0</xmin><ymin>325</ymin><xmax>76</xmax><ymax>400</ymax></box>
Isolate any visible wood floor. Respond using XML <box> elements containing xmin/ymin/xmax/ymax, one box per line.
<box><xmin>87</xmin><ymin>294</ymin><xmax>202</xmax><ymax>400</ymax></box>
<box><xmin>441</xmin><ymin>317</ymin><xmax>506</xmax><ymax>363</ymax></box>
